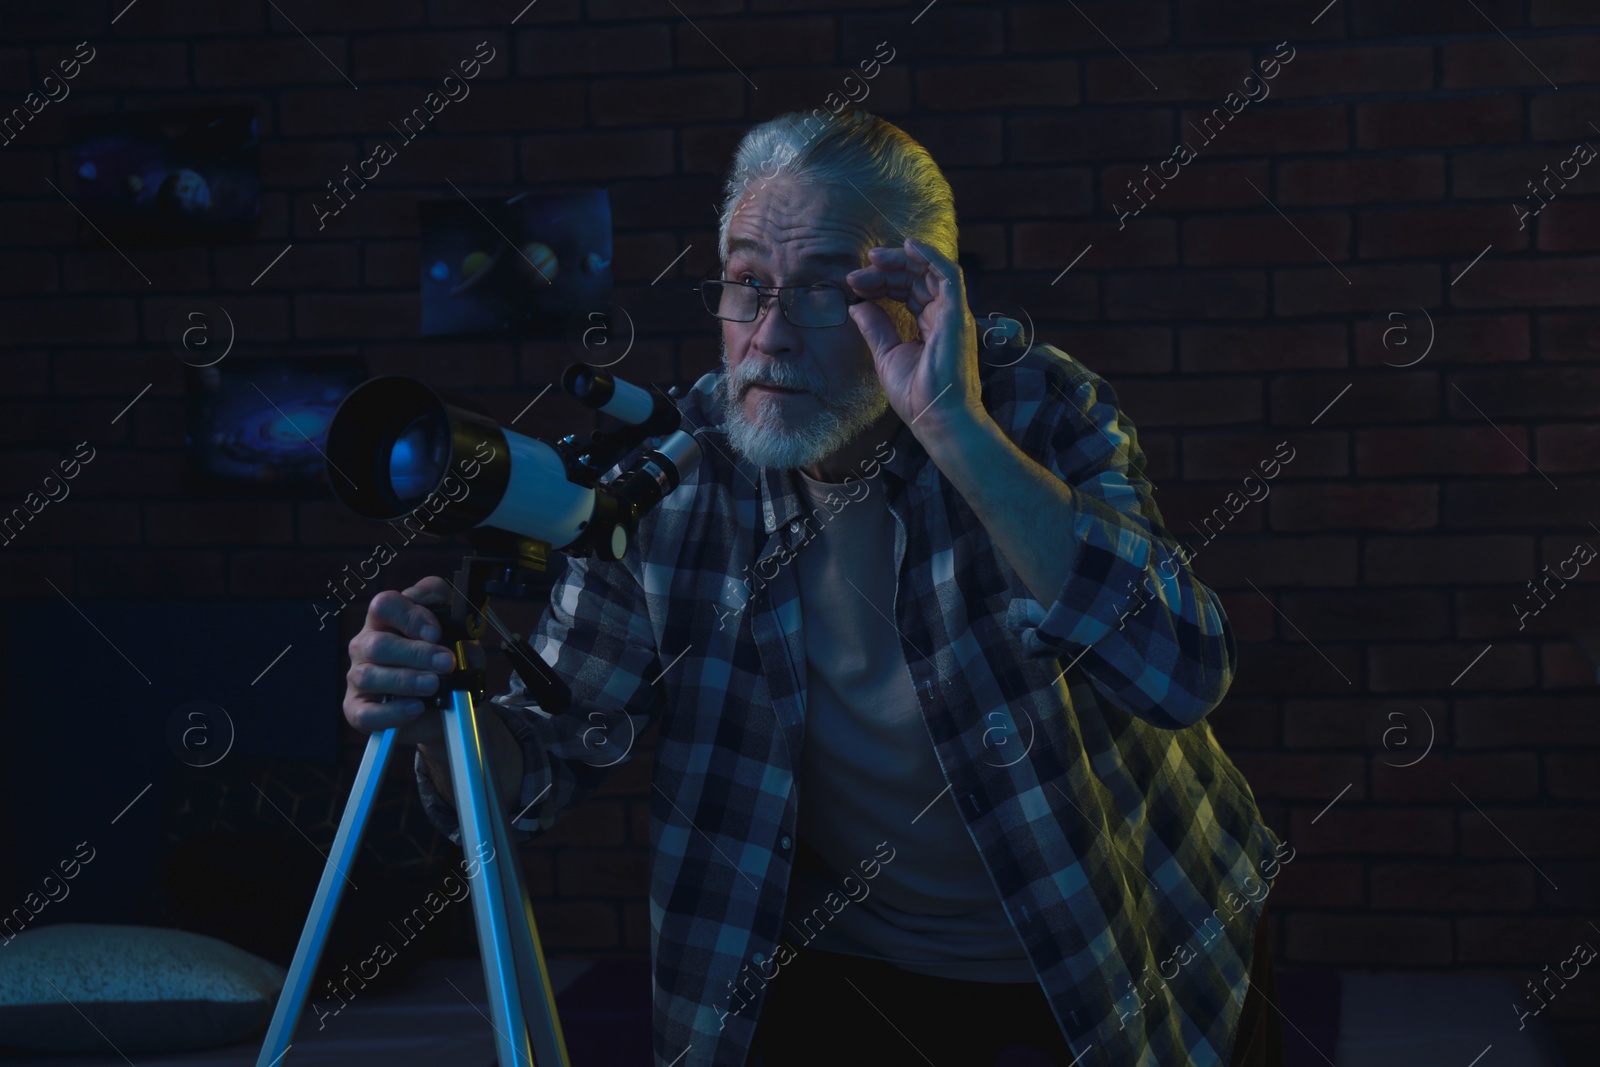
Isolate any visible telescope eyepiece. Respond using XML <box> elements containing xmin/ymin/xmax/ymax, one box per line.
<box><xmin>561</xmin><ymin>362</ymin><xmax>679</xmax><ymax>437</ymax></box>
<box><xmin>562</xmin><ymin>363</ymin><xmax>609</xmax><ymax>408</ymax></box>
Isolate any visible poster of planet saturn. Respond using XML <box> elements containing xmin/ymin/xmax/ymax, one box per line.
<box><xmin>418</xmin><ymin>188</ymin><xmax>612</xmax><ymax>337</ymax></box>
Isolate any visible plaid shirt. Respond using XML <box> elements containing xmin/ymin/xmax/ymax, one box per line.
<box><xmin>416</xmin><ymin>328</ymin><xmax>1283</xmax><ymax>1067</ymax></box>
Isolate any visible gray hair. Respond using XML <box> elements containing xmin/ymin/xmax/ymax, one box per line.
<box><xmin>715</xmin><ymin>107</ymin><xmax>959</xmax><ymax>340</ymax></box>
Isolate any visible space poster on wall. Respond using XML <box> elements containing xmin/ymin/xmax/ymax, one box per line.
<box><xmin>418</xmin><ymin>188</ymin><xmax>613</xmax><ymax>337</ymax></box>
<box><xmin>184</xmin><ymin>356</ymin><xmax>369</xmax><ymax>493</ymax></box>
<box><xmin>68</xmin><ymin>106</ymin><xmax>261</xmax><ymax>245</ymax></box>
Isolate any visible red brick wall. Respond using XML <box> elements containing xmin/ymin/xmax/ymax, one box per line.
<box><xmin>2</xmin><ymin>0</ymin><xmax>1596</xmax><ymax>1055</ymax></box>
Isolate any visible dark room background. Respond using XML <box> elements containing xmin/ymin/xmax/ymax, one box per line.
<box><xmin>1</xmin><ymin>0</ymin><xmax>1596</xmax><ymax>1062</ymax></box>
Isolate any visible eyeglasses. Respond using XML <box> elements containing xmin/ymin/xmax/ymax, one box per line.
<box><xmin>697</xmin><ymin>277</ymin><xmax>864</xmax><ymax>329</ymax></box>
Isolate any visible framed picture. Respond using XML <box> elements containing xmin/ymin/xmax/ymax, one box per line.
<box><xmin>419</xmin><ymin>188</ymin><xmax>613</xmax><ymax>337</ymax></box>
<box><xmin>185</xmin><ymin>356</ymin><xmax>368</xmax><ymax>494</ymax></box>
<box><xmin>69</xmin><ymin>105</ymin><xmax>261</xmax><ymax>245</ymax></box>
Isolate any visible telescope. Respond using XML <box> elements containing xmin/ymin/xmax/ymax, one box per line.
<box><xmin>323</xmin><ymin>360</ymin><xmax>702</xmax><ymax>716</ymax></box>
<box><xmin>324</xmin><ymin>361</ymin><xmax>703</xmax><ymax>564</ymax></box>
<box><xmin>257</xmin><ymin>364</ymin><xmax>700</xmax><ymax>1067</ymax></box>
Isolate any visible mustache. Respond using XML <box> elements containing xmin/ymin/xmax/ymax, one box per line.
<box><xmin>739</xmin><ymin>368</ymin><xmax>816</xmax><ymax>394</ymax></box>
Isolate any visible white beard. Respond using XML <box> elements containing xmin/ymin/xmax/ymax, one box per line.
<box><xmin>712</xmin><ymin>339</ymin><xmax>888</xmax><ymax>472</ymax></box>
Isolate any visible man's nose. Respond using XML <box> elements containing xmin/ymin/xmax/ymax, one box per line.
<box><xmin>749</xmin><ymin>291</ymin><xmax>799</xmax><ymax>352</ymax></box>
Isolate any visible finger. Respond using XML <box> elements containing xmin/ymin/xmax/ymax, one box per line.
<box><xmin>347</xmin><ymin>693</ymin><xmax>445</xmax><ymax>744</ymax></box>
<box><xmin>902</xmin><ymin>244</ymin><xmax>950</xmax><ymax>307</ymax></box>
<box><xmin>849</xmin><ymin>261</ymin><xmax>935</xmax><ymax>308</ymax></box>
<box><xmin>349</xmin><ymin>660</ymin><xmax>445</xmax><ymax>699</ymax></box>
<box><xmin>847</xmin><ymin>299</ymin><xmax>903</xmax><ymax>359</ymax></box>
<box><xmin>347</xmin><ymin>691</ymin><xmax>425</xmax><ymax>730</ymax></box>
<box><xmin>844</xmin><ymin>266</ymin><xmax>908</xmax><ymax>302</ymax></box>
<box><xmin>370</xmin><ymin>588</ymin><xmax>445</xmax><ymax>642</ymax></box>
<box><xmin>849</xmin><ymin>247</ymin><xmax>913</xmax><ymax>285</ymax></box>
<box><xmin>401</xmin><ymin>575</ymin><xmax>452</xmax><ymax>605</ymax></box>
<box><xmin>904</xmin><ymin>236</ymin><xmax>959</xmax><ymax>285</ymax></box>
<box><xmin>863</xmin><ymin>241</ymin><xmax>941</xmax><ymax>279</ymax></box>
<box><xmin>365</xmin><ymin>629</ymin><xmax>458</xmax><ymax>673</ymax></box>
<box><xmin>864</xmin><ymin>245</ymin><xmax>908</xmax><ymax>266</ymax></box>
<box><xmin>882</xmin><ymin>242</ymin><xmax>944</xmax><ymax>304</ymax></box>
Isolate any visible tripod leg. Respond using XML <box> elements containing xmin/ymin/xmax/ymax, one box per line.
<box><xmin>482</xmin><ymin>712</ymin><xmax>572</xmax><ymax>1067</ymax></box>
<box><xmin>256</xmin><ymin>726</ymin><xmax>397</xmax><ymax>1066</ymax></box>
<box><xmin>443</xmin><ymin>686</ymin><xmax>571</xmax><ymax>1067</ymax></box>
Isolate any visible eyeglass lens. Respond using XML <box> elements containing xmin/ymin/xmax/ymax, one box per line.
<box><xmin>705</xmin><ymin>282</ymin><xmax>848</xmax><ymax>327</ymax></box>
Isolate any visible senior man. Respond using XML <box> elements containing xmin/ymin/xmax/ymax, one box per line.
<box><xmin>343</xmin><ymin>107</ymin><xmax>1285</xmax><ymax>1066</ymax></box>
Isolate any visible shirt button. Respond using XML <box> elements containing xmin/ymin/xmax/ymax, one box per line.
<box><xmin>780</xmin><ymin>835</ymin><xmax>792</xmax><ymax>850</ymax></box>
<box><xmin>788</xmin><ymin>520</ymin><xmax>800</xmax><ymax>533</ymax></box>
<box><xmin>753</xmin><ymin>952</ymin><xmax>766</xmax><ymax>964</ymax></box>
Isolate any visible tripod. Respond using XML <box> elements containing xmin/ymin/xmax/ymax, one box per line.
<box><xmin>257</xmin><ymin>534</ymin><xmax>576</xmax><ymax>1067</ymax></box>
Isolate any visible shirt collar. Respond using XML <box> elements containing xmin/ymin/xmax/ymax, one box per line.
<box><xmin>753</xmin><ymin>410</ymin><xmax>928</xmax><ymax>535</ymax></box>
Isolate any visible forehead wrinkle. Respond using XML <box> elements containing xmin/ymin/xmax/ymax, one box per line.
<box><xmin>725</xmin><ymin>185</ymin><xmax>872</xmax><ymax>279</ymax></box>
<box><xmin>726</xmin><ymin>237</ymin><xmax>862</xmax><ymax>271</ymax></box>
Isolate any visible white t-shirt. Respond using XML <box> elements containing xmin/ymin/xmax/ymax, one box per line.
<box><xmin>782</xmin><ymin>464</ymin><xmax>1036</xmax><ymax>983</ymax></box>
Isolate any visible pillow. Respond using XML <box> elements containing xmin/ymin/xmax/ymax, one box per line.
<box><xmin>0</xmin><ymin>923</ymin><xmax>287</xmax><ymax>1053</ymax></box>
